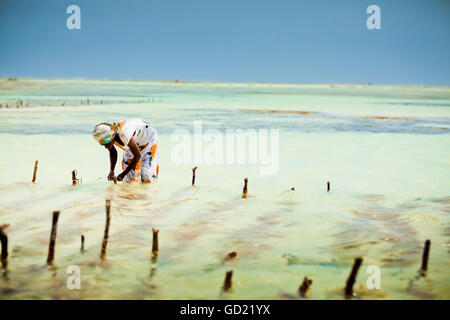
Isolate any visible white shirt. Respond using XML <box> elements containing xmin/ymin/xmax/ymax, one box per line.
<box><xmin>116</xmin><ymin>119</ymin><xmax>157</xmax><ymax>150</ymax></box>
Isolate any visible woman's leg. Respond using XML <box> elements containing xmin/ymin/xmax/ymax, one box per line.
<box><xmin>141</xmin><ymin>143</ymin><xmax>159</xmax><ymax>183</ymax></box>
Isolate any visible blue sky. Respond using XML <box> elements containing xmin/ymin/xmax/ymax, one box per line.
<box><xmin>0</xmin><ymin>0</ymin><xmax>449</xmax><ymax>85</ymax></box>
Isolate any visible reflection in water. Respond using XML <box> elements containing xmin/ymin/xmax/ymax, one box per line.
<box><xmin>331</xmin><ymin>196</ymin><xmax>421</xmax><ymax>267</ymax></box>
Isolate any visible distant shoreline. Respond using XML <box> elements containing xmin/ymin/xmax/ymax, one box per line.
<box><xmin>1</xmin><ymin>77</ymin><xmax>449</xmax><ymax>89</ymax></box>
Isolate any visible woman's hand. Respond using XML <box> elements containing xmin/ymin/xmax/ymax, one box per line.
<box><xmin>117</xmin><ymin>172</ymin><xmax>126</xmax><ymax>181</ymax></box>
<box><xmin>107</xmin><ymin>171</ymin><xmax>115</xmax><ymax>181</ymax></box>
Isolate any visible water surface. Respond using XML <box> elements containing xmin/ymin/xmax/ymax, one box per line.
<box><xmin>0</xmin><ymin>79</ymin><xmax>449</xmax><ymax>299</ymax></box>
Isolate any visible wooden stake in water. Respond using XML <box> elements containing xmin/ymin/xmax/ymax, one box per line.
<box><xmin>223</xmin><ymin>270</ymin><xmax>233</xmax><ymax>292</ymax></box>
<box><xmin>80</xmin><ymin>235</ymin><xmax>85</xmax><ymax>253</ymax></box>
<box><xmin>46</xmin><ymin>211</ymin><xmax>60</xmax><ymax>265</ymax></box>
<box><xmin>0</xmin><ymin>224</ymin><xmax>9</xmax><ymax>269</ymax></box>
<box><xmin>192</xmin><ymin>167</ymin><xmax>198</xmax><ymax>186</ymax></box>
<box><xmin>242</xmin><ymin>178</ymin><xmax>248</xmax><ymax>199</ymax></box>
<box><xmin>100</xmin><ymin>200</ymin><xmax>111</xmax><ymax>260</ymax></box>
<box><xmin>420</xmin><ymin>239</ymin><xmax>431</xmax><ymax>276</ymax></box>
<box><xmin>345</xmin><ymin>257</ymin><xmax>363</xmax><ymax>297</ymax></box>
<box><xmin>221</xmin><ymin>251</ymin><xmax>237</xmax><ymax>263</ymax></box>
<box><xmin>151</xmin><ymin>228</ymin><xmax>159</xmax><ymax>262</ymax></box>
<box><xmin>298</xmin><ymin>277</ymin><xmax>313</xmax><ymax>298</ymax></box>
<box><xmin>72</xmin><ymin>170</ymin><xmax>78</xmax><ymax>186</ymax></box>
<box><xmin>149</xmin><ymin>230</ymin><xmax>159</xmax><ymax>278</ymax></box>
<box><xmin>327</xmin><ymin>181</ymin><xmax>330</xmax><ymax>192</ymax></box>
<box><xmin>32</xmin><ymin>160</ymin><xmax>38</xmax><ymax>183</ymax></box>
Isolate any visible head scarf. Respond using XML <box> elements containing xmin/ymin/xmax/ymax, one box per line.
<box><xmin>92</xmin><ymin>122</ymin><xmax>118</xmax><ymax>145</ymax></box>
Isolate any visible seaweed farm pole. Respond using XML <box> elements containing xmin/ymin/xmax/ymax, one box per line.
<box><xmin>72</xmin><ymin>170</ymin><xmax>77</xmax><ymax>186</ymax></box>
<box><xmin>80</xmin><ymin>235</ymin><xmax>85</xmax><ymax>253</ymax></box>
<box><xmin>420</xmin><ymin>239</ymin><xmax>431</xmax><ymax>276</ymax></box>
<box><xmin>223</xmin><ymin>270</ymin><xmax>233</xmax><ymax>292</ymax></box>
<box><xmin>151</xmin><ymin>228</ymin><xmax>159</xmax><ymax>262</ymax></box>
<box><xmin>298</xmin><ymin>277</ymin><xmax>313</xmax><ymax>298</ymax></box>
<box><xmin>149</xmin><ymin>228</ymin><xmax>159</xmax><ymax>278</ymax></box>
<box><xmin>345</xmin><ymin>257</ymin><xmax>363</xmax><ymax>298</ymax></box>
<box><xmin>221</xmin><ymin>251</ymin><xmax>237</xmax><ymax>264</ymax></box>
<box><xmin>32</xmin><ymin>160</ymin><xmax>38</xmax><ymax>183</ymax></box>
<box><xmin>327</xmin><ymin>181</ymin><xmax>330</xmax><ymax>192</ymax></box>
<box><xmin>100</xmin><ymin>200</ymin><xmax>111</xmax><ymax>260</ymax></box>
<box><xmin>192</xmin><ymin>166</ymin><xmax>198</xmax><ymax>186</ymax></box>
<box><xmin>242</xmin><ymin>178</ymin><xmax>248</xmax><ymax>199</ymax></box>
<box><xmin>0</xmin><ymin>224</ymin><xmax>9</xmax><ymax>269</ymax></box>
<box><xmin>46</xmin><ymin>211</ymin><xmax>60</xmax><ymax>265</ymax></box>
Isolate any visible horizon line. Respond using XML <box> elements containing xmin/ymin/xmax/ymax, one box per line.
<box><xmin>1</xmin><ymin>77</ymin><xmax>450</xmax><ymax>89</ymax></box>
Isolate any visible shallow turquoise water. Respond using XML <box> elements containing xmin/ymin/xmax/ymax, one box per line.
<box><xmin>0</xmin><ymin>79</ymin><xmax>449</xmax><ymax>299</ymax></box>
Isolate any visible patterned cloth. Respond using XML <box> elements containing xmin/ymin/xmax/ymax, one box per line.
<box><xmin>114</xmin><ymin>119</ymin><xmax>158</xmax><ymax>150</ymax></box>
<box><xmin>92</xmin><ymin>122</ymin><xmax>118</xmax><ymax>145</ymax></box>
<box><xmin>122</xmin><ymin>143</ymin><xmax>159</xmax><ymax>183</ymax></box>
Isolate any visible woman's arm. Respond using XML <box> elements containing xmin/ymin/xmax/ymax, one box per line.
<box><xmin>108</xmin><ymin>145</ymin><xmax>118</xmax><ymax>180</ymax></box>
<box><xmin>117</xmin><ymin>137</ymin><xmax>141</xmax><ymax>181</ymax></box>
